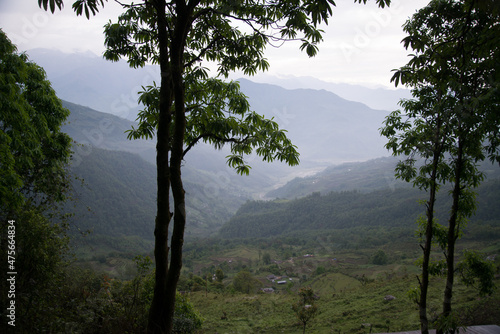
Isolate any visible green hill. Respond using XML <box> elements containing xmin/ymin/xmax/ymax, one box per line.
<box><xmin>68</xmin><ymin>146</ymin><xmax>251</xmax><ymax>243</ymax></box>
<box><xmin>266</xmin><ymin>156</ymin><xmax>500</xmax><ymax>199</ymax></box>
<box><xmin>266</xmin><ymin>157</ymin><xmax>408</xmax><ymax>199</ymax></box>
<box><xmin>219</xmin><ymin>178</ymin><xmax>500</xmax><ymax>239</ymax></box>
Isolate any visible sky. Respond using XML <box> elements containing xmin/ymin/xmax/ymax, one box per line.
<box><xmin>0</xmin><ymin>0</ymin><xmax>430</xmax><ymax>88</ymax></box>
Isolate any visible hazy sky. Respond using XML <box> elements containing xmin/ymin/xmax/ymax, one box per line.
<box><xmin>0</xmin><ymin>0</ymin><xmax>430</xmax><ymax>88</ymax></box>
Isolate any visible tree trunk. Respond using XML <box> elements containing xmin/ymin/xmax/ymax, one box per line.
<box><xmin>419</xmin><ymin>103</ymin><xmax>445</xmax><ymax>334</ymax></box>
<box><xmin>437</xmin><ymin>140</ymin><xmax>464</xmax><ymax>334</ymax></box>
<box><xmin>419</xmin><ymin>181</ymin><xmax>436</xmax><ymax>334</ymax></box>
<box><xmin>147</xmin><ymin>0</ymin><xmax>174</xmax><ymax>333</ymax></box>
<box><xmin>148</xmin><ymin>1</ymin><xmax>193</xmax><ymax>333</ymax></box>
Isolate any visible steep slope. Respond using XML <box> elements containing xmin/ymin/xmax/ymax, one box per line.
<box><xmin>62</xmin><ymin>100</ymin><xmax>157</xmax><ymax>164</ymax></box>
<box><xmin>69</xmin><ymin>146</ymin><xmax>249</xmax><ymax>240</ymax></box>
<box><xmin>70</xmin><ymin>147</ymin><xmax>156</xmax><ymax>239</ymax></box>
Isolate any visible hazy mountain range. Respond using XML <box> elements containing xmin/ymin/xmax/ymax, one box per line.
<box><xmin>26</xmin><ymin>48</ymin><xmax>462</xmax><ymax>243</ymax></box>
<box><xmin>30</xmin><ymin>48</ymin><xmax>401</xmax><ymax>168</ymax></box>
<box><xmin>27</xmin><ymin>48</ymin><xmax>410</xmax><ymax>119</ymax></box>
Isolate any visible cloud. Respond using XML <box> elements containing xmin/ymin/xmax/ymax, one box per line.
<box><xmin>0</xmin><ymin>0</ymin><xmax>430</xmax><ymax>87</ymax></box>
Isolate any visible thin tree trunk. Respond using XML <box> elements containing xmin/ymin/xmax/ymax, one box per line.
<box><xmin>147</xmin><ymin>0</ymin><xmax>174</xmax><ymax>332</ymax></box>
<box><xmin>149</xmin><ymin>1</ymin><xmax>193</xmax><ymax>333</ymax></box>
<box><xmin>419</xmin><ymin>100</ymin><xmax>445</xmax><ymax>334</ymax></box>
<box><xmin>437</xmin><ymin>141</ymin><xmax>464</xmax><ymax>334</ymax></box>
<box><xmin>419</xmin><ymin>180</ymin><xmax>436</xmax><ymax>334</ymax></box>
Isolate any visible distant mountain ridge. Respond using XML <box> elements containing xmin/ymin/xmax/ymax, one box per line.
<box><xmin>248</xmin><ymin>74</ymin><xmax>412</xmax><ymax>112</ymax></box>
<box><xmin>27</xmin><ymin>48</ymin><xmax>409</xmax><ymax>119</ymax></box>
<box><xmin>236</xmin><ymin>78</ymin><xmax>390</xmax><ymax>164</ymax></box>
<box><xmin>31</xmin><ymin>48</ymin><xmax>398</xmax><ymax>166</ymax></box>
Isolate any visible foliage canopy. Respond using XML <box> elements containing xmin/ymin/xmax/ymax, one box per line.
<box><xmin>0</xmin><ymin>29</ymin><xmax>73</xmax><ymax>333</ymax></box>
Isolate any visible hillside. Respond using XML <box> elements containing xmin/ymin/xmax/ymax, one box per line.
<box><xmin>218</xmin><ymin>178</ymin><xmax>500</xmax><ymax>239</ymax></box>
<box><xmin>267</xmin><ymin>156</ymin><xmax>500</xmax><ymax>199</ymax></box>
<box><xmin>266</xmin><ymin>157</ymin><xmax>408</xmax><ymax>199</ymax></box>
<box><xmin>70</xmin><ymin>147</ymin><xmax>156</xmax><ymax>239</ymax></box>
<box><xmin>68</xmin><ymin>145</ymin><xmax>252</xmax><ymax>242</ymax></box>
<box><xmin>62</xmin><ymin>100</ymin><xmax>157</xmax><ymax>164</ymax></box>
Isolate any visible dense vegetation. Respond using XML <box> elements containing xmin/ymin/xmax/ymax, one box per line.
<box><xmin>0</xmin><ymin>30</ymin><xmax>73</xmax><ymax>333</ymax></box>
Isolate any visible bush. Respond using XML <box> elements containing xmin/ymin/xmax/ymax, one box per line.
<box><xmin>173</xmin><ymin>292</ymin><xmax>203</xmax><ymax>333</ymax></box>
<box><xmin>372</xmin><ymin>250</ymin><xmax>388</xmax><ymax>265</ymax></box>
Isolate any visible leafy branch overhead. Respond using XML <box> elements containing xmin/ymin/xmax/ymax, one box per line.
<box><xmin>127</xmin><ymin>77</ymin><xmax>299</xmax><ymax>175</ymax></box>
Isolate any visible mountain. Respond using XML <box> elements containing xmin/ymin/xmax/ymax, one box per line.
<box><xmin>29</xmin><ymin>48</ymin><xmax>399</xmax><ymax>166</ymax></box>
<box><xmin>29</xmin><ymin>49</ymin><xmax>433</xmax><ymax>245</ymax></box>
<box><xmin>247</xmin><ymin>74</ymin><xmax>412</xmax><ymax>112</ymax></box>
<box><xmin>236</xmin><ymin>78</ymin><xmax>390</xmax><ymax>164</ymax></box>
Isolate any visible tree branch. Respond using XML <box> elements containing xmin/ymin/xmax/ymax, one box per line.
<box><xmin>183</xmin><ymin>133</ymin><xmax>250</xmax><ymax>158</ymax></box>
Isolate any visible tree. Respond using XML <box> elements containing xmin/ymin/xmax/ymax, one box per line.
<box><xmin>292</xmin><ymin>287</ymin><xmax>318</xmax><ymax>334</ymax></box>
<box><xmin>38</xmin><ymin>1</ymin><xmax>391</xmax><ymax>333</ymax></box>
<box><xmin>381</xmin><ymin>1</ymin><xmax>499</xmax><ymax>333</ymax></box>
<box><xmin>381</xmin><ymin>78</ymin><xmax>456</xmax><ymax>334</ymax></box>
<box><xmin>215</xmin><ymin>268</ymin><xmax>224</xmax><ymax>283</ymax></box>
<box><xmin>232</xmin><ymin>269</ymin><xmax>261</xmax><ymax>294</ymax></box>
<box><xmin>0</xmin><ymin>29</ymin><xmax>72</xmax><ymax>332</ymax></box>
<box><xmin>262</xmin><ymin>252</ymin><xmax>272</xmax><ymax>265</ymax></box>
<box><xmin>372</xmin><ymin>249</ymin><xmax>388</xmax><ymax>265</ymax></box>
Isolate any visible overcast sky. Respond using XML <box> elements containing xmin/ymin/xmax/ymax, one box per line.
<box><xmin>0</xmin><ymin>0</ymin><xmax>430</xmax><ymax>88</ymax></box>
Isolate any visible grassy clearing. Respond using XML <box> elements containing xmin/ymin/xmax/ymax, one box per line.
<box><xmin>182</xmin><ymin>236</ymin><xmax>500</xmax><ymax>333</ymax></box>
<box><xmin>190</xmin><ymin>273</ymin><xmax>500</xmax><ymax>333</ymax></box>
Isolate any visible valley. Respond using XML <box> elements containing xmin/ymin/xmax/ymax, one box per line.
<box><xmin>2</xmin><ymin>1</ymin><xmax>499</xmax><ymax>332</ymax></box>
<box><xmin>27</xmin><ymin>50</ymin><xmax>500</xmax><ymax>333</ymax></box>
